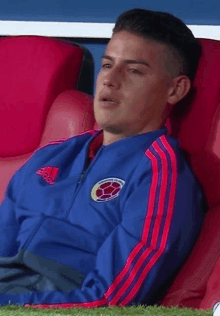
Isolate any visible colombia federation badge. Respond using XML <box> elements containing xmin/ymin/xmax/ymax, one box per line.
<box><xmin>91</xmin><ymin>178</ymin><xmax>125</xmax><ymax>202</ymax></box>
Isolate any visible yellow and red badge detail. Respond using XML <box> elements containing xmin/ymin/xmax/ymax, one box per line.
<box><xmin>91</xmin><ymin>178</ymin><xmax>125</xmax><ymax>202</ymax></box>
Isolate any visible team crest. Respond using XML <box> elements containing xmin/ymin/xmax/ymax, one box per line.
<box><xmin>91</xmin><ymin>178</ymin><xmax>125</xmax><ymax>202</ymax></box>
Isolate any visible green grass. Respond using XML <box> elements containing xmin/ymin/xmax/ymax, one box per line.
<box><xmin>0</xmin><ymin>306</ymin><xmax>213</xmax><ymax>316</ymax></box>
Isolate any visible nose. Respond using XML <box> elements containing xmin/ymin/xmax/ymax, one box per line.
<box><xmin>103</xmin><ymin>68</ymin><xmax>121</xmax><ymax>89</ymax></box>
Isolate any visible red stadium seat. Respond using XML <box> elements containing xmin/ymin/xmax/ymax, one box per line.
<box><xmin>161</xmin><ymin>38</ymin><xmax>220</xmax><ymax>310</ymax></box>
<box><xmin>0</xmin><ymin>36</ymin><xmax>95</xmax><ymax>203</ymax></box>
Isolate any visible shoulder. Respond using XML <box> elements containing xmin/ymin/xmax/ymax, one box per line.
<box><xmin>5</xmin><ymin>130</ymin><xmax>97</xmax><ymax>201</ymax></box>
<box><xmin>13</xmin><ymin>130</ymin><xmax>97</xmax><ymax>180</ymax></box>
<box><xmin>145</xmin><ymin>133</ymin><xmax>203</xmax><ymax>193</ymax></box>
<box><xmin>145</xmin><ymin>134</ymin><xmax>180</xmax><ymax>167</ymax></box>
<box><xmin>37</xmin><ymin>129</ymin><xmax>96</xmax><ymax>152</ymax></box>
<box><xmin>31</xmin><ymin>129</ymin><xmax>96</xmax><ymax>159</ymax></box>
<box><xmin>143</xmin><ymin>133</ymin><xmax>196</xmax><ymax>184</ymax></box>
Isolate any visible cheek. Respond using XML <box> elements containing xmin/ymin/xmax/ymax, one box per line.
<box><xmin>123</xmin><ymin>80</ymin><xmax>167</xmax><ymax>114</ymax></box>
<box><xmin>95</xmin><ymin>70</ymin><xmax>104</xmax><ymax>92</ymax></box>
<box><xmin>94</xmin><ymin>76</ymin><xmax>102</xmax><ymax>104</ymax></box>
<box><xmin>123</xmin><ymin>84</ymin><xmax>150</xmax><ymax>105</ymax></box>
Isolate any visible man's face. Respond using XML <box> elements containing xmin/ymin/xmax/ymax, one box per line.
<box><xmin>94</xmin><ymin>31</ymin><xmax>175</xmax><ymax>138</ymax></box>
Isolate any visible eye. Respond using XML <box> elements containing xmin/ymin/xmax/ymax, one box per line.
<box><xmin>128</xmin><ymin>68</ymin><xmax>142</xmax><ymax>75</ymax></box>
<box><xmin>101</xmin><ymin>63</ymin><xmax>111</xmax><ymax>69</ymax></box>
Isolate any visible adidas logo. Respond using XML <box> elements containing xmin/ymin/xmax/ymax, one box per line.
<box><xmin>36</xmin><ymin>166</ymin><xmax>59</xmax><ymax>185</ymax></box>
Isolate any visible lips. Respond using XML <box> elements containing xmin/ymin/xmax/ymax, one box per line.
<box><xmin>99</xmin><ymin>93</ymin><xmax>119</xmax><ymax>105</ymax></box>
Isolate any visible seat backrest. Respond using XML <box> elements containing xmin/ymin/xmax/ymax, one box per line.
<box><xmin>0</xmin><ymin>36</ymin><xmax>86</xmax><ymax>157</ymax></box>
<box><xmin>0</xmin><ymin>36</ymin><xmax>95</xmax><ymax>203</ymax></box>
<box><xmin>161</xmin><ymin>38</ymin><xmax>220</xmax><ymax>310</ymax></box>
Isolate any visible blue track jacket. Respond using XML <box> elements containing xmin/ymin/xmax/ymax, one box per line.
<box><xmin>0</xmin><ymin>127</ymin><xmax>205</xmax><ymax>308</ymax></box>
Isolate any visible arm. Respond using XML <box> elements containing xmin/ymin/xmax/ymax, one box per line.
<box><xmin>0</xmin><ymin>170</ymin><xmax>23</xmax><ymax>257</ymax></box>
<box><xmin>0</xmin><ymin>141</ymin><xmax>66</xmax><ymax>257</ymax></box>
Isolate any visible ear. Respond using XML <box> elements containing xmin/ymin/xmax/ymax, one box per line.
<box><xmin>167</xmin><ymin>75</ymin><xmax>191</xmax><ymax>107</ymax></box>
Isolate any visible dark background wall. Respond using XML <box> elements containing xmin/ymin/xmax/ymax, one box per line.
<box><xmin>1</xmin><ymin>0</ymin><xmax>220</xmax><ymax>24</ymax></box>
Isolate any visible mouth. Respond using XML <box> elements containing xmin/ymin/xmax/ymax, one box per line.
<box><xmin>99</xmin><ymin>96</ymin><xmax>119</xmax><ymax>108</ymax></box>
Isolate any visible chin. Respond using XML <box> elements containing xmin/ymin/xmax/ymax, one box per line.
<box><xmin>99</xmin><ymin>123</ymin><xmax>124</xmax><ymax>135</ymax></box>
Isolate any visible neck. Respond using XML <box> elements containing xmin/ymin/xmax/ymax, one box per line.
<box><xmin>103</xmin><ymin>122</ymin><xmax>165</xmax><ymax>146</ymax></box>
<box><xmin>103</xmin><ymin>131</ymin><xmax>126</xmax><ymax>146</ymax></box>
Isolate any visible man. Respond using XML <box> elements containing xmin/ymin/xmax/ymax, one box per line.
<box><xmin>0</xmin><ymin>8</ymin><xmax>205</xmax><ymax>308</ymax></box>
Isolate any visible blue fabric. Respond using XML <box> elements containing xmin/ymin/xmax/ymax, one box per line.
<box><xmin>0</xmin><ymin>127</ymin><xmax>205</xmax><ymax>307</ymax></box>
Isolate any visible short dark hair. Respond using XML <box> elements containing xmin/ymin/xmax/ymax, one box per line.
<box><xmin>113</xmin><ymin>8</ymin><xmax>202</xmax><ymax>82</ymax></box>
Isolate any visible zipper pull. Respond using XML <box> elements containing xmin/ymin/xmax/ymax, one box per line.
<box><xmin>78</xmin><ymin>170</ymin><xmax>86</xmax><ymax>184</ymax></box>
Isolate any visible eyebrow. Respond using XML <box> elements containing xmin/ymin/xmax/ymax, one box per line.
<box><xmin>101</xmin><ymin>54</ymin><xmax>151</xmax><ymax>68</ymax></box>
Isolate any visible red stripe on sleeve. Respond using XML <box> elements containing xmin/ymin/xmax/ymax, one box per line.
<box><xmin>105</xmin><ymin>147</ymin><xmax>159</xmax><ymax>303</ymax></box>
<box><xmin>119</xmin><ymin>136</ymin><xmax>177</xmax><ymax>305</ymax></box>
<box><xmin>108</xmin><ymin>139</ymin><xmax>169</xmax><ymax>305</ymax></box>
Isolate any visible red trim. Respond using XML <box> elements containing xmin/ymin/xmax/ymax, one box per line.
<box><xmin>38</xmin><ymin>130</ymin><xmax>96</xmax><ymax>151</ymax></box>
<box><xmin>24</xmin><ymin>297</ymin><xmax>107</xmax><ymax>309</ymax></box>
<box><xmin>38</xmin><ymin>140</ymin><xmax>66</xmax><ymax>151</ymax></box>
<box><xmin>78</xmin><ymin>130</ymin><xmax>96</xmax><ymax>136</ymax></box>
<box><xmin>88</xmin><ymin>131</ymin><xmax>103</xmax><ymax>160</ymax></box>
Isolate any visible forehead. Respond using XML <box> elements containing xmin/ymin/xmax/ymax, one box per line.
<box><xmin>105</xmin><ymin>31</ymin><xmax>166</xmax><ymax>66</ymax></box>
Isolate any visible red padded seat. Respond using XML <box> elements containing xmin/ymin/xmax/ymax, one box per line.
<box><xmin>161</xmin><ymin>38</ymin><xmax>220</xmax><ymax>310</ymax></box>
<box><xmin>0</xmin><ymin>36</ymin><xmax>84</xmax><ymax>157</ymax></box>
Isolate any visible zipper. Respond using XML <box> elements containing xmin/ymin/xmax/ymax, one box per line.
<box><xmin>78</xmin><ymin>169</ymin><xmax>87</xmax><ymax>184</ymax></box>
<box><xmin>77</xmin><ymin>146</ymin><xmax>103</xmax><ymax>186</ymax></box>
<box><xmin>65</xmin><ymin>146</ymin><xmax>104</xmax><ymax>219</ymax></box>
<box><xmin>77</xmin><ymin>158</ymin><xmax>89</xmax><ymax>185</ymax></box>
